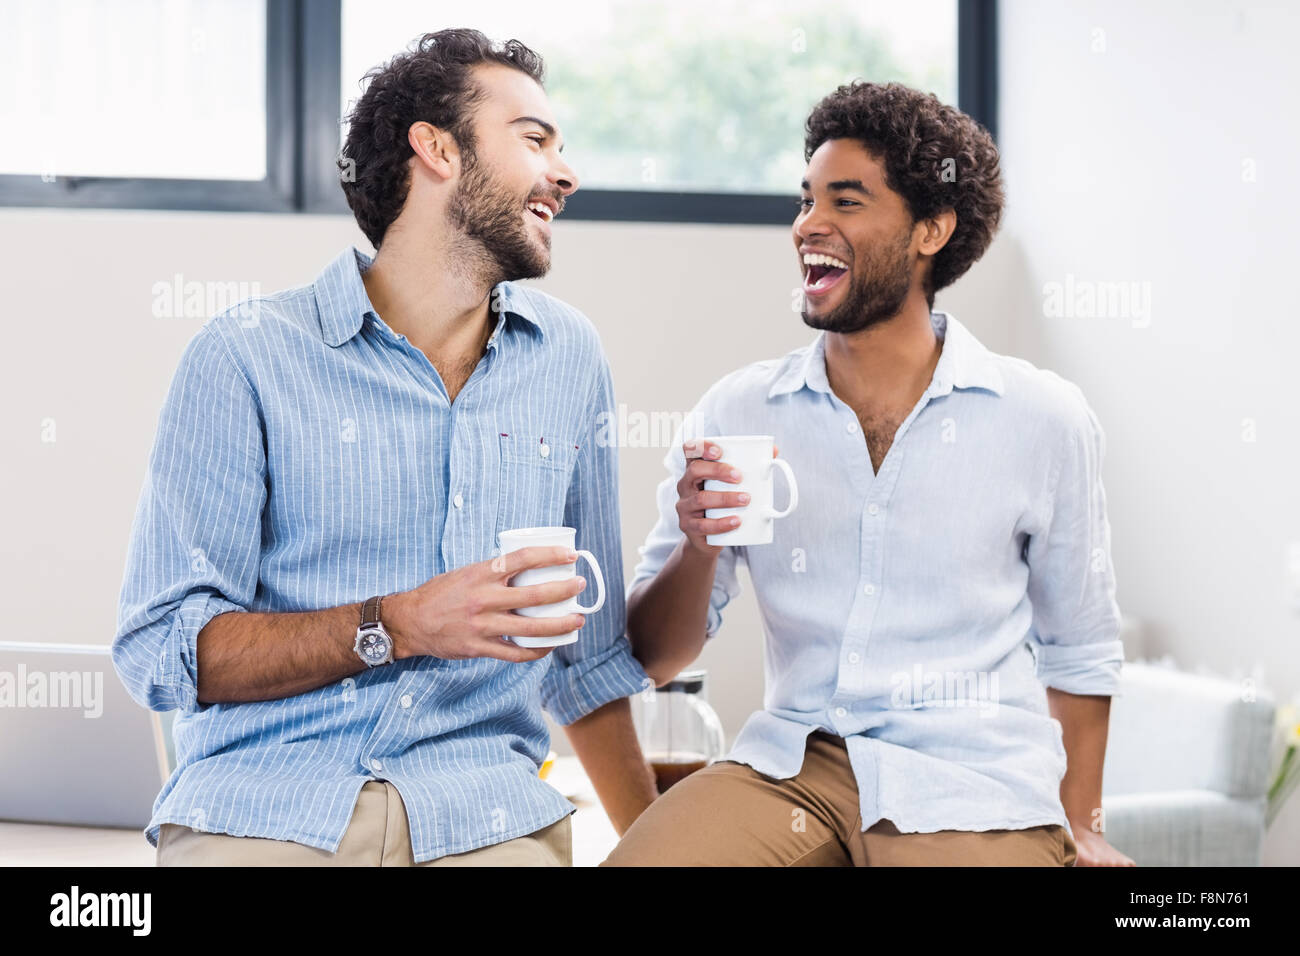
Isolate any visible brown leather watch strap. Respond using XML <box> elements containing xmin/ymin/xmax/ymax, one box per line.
<box><xmin>361</xmin><ymin>595</ymin><xmax>383</xmax><ymax>628</ymax></box>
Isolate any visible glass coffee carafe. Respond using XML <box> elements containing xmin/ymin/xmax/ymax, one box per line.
<box><xmin>632</xmin><ymin>669</ymin><xmax>727</xmax><ymax>793</ymax></box>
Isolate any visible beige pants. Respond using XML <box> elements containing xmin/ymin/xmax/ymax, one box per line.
<box><xmin>157</xmin><ymin>780</ymin><xmax>572</xmax><ymax>866</ymax></box>
<box><xmin>603</xmin><ymin>731</ymin><xmax>1076</xmax><ymax>866</ymax></box>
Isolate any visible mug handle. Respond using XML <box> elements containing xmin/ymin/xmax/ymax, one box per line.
<box><xmin>572</xmin><ymin>550</ymin><xmax>606</xmax><ymax>614</ymax></box>
<box><xmin>767</xmin><ymin>458</ymin><xmax>799</xmax><ymax>519</ymax></box>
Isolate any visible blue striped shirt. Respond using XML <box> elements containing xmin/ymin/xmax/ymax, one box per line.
<box><xmin>114</xmin><ymin>246</ymin><xmax>650</xmax><ymax>861</ymax></box>
<box><xmin>631</xmin><ymin>312</ymin><xmax>1124</xmax><ymax>838</ymax></box>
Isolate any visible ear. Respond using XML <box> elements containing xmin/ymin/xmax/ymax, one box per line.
<box><xmin>916</xmin><ymin>208</ymin><xmax>957</xmax><ymax>256</ymax></box>
<box><xmin>407</xmin><ymin>121</ymin><xmax>460</xmax><ymax>182</ymax></box>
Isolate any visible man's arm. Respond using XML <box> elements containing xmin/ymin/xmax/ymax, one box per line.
<box><xmin>197</xmin><ymin>604</ymin><xmax>364</xmax><ymax>703</ymax></box>
<box><xmin>627</xmin><ymin>438</ymin><xmax>749</xmax><ymax>685</ymax></box>
<box><xmin>194</xmin><ymin>561</ymin><xmax>588</xmax><ymax>704</ymax></box>
<box><xmin>1026</xmin><ymin>386</ymin><xmax>1132</xmax><ymax>865</ymax></box>
<box><xmin>562</xmin><ymin>697</ymin><xmax>657</xmax><ymax>834</ymax></box>
<box><xmin>1047</xmin><ymin>689</ymin><xmax>1133</xmax><ymax>865</ymax></box>
<box><xmin>627</xmin><ymin>541</ymin><xmax>720</xmax><ymax>686</ymax></box>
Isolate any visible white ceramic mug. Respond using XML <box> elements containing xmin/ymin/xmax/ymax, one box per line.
<box><xmin>497</xmin><ymin>526</ymin><xmax>606</xmax><ymax>647</ymax></box>
<box><xmin>702</xmin><ymin>435</ymin><xmax>798</xmax><ymax>546</ymax></box>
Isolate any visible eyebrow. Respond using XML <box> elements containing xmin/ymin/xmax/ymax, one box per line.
<box><xmin>510</xmin><ymin>115</ymin><xmax>565</xmax><ymax>153</ymax></box>
<box><xmin>801</xmin><ymin>178</ymin><xmax>872</xmax><ymax>196</ymax></box>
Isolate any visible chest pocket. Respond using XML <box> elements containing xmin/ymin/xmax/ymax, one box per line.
<box><xmin>496</xmin><ymin>431</ymin><xmax>579</xmax><ymax>540</ymax></box>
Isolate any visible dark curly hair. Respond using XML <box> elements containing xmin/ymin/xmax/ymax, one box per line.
<box><xmin>339</xmin><ymin>29</ymin><xmax>545</xmax><ymax>249</ymax></box>
<box><xmin>804</xmin><ymin>82</ymin><xmax>1003</xmax><ymax>303</ymax></box>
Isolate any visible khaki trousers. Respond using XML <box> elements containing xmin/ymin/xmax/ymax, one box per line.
<box><xmin>157</xmin><ymin>780</ymin><xmax>572</xmax><ymax>867</ymax></box>
<box><xmin>603</xmin><ymin>731</ymin><xmax>1076</xmax><ymax>866</ymax></box>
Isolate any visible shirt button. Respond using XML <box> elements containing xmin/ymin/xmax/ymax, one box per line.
<box><xmin>400</xmin><ymin>694</ymin><xmax>412</xmax><ymax>709</ymax></box>
<box><xmin>452</xmin><ymin>493</ymin><xmax>464</xmax><ymax>509</ymax></box>
<box><xmin>539</xmin><ymin>443</ymin><xmax>551</xmax><ymax>458</ymax></box>
<box><xmin>835</xmin><ymin>707</ymin><xmax>848</xmax><ymax>718</ymax></box>
<box><xmin>848</xmin><ymin>652</ymin><xmax>860</xmax><ymax>664</ymax></box>
<box><xmin>867</xmin><ymin>503</ymin><xmax>879</xmax><ymax>516</ymax></box>
<box><xmin>846</xmin><ymin>422</ymin><xmax>859</xmax><ymax>434</ymax></box>
<box><xmin>370</xmin><ymin>758</ymin><xmax>384</xmax><ymax>772</ymax></box>
<box><xmin>864</xmin><ymin>583</ymin><xmax>876</xmax><ymax>596</ymax></box>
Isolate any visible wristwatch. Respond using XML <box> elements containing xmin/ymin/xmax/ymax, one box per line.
<box><xmin>354</xmin><ymin>595</ymin><xmax>395</xmax><ymax>667</ymax></box>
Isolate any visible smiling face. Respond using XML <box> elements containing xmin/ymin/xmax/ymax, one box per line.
<box><xmin>793</xmin><ymin>138</ymin><xmax>921</xmax><ymax>334</ymax></box>
<box><xmin>448</xmin><ymin>63</ymin><xmax>579</xmax><ymax>281</ymax></box>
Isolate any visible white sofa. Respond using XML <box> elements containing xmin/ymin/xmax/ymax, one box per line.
<box><xmin>1100</xmin><ymin>662</ymin><xmax>1276</xmax><ymax>866</ymax></box>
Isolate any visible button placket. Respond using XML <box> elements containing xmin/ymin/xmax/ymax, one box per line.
<box><xmin>834</xmin><ymin>444</ymin><xmax>890</xmax><ymax>700</ymax></box>
<box><xmin>855</xmin><ymin>395</ymin><xmax>935</xmax><ymax>625</ymax></box>
<box><xmin>827</xmin><ymin>390</ymin><xmax>881</xmax><ymax>707</ymax></box>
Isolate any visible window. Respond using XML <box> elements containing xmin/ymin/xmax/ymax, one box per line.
<box><xmin>344</xmin><ymin>0</ymin><xmax>956</xmax><ymax>195</ymax></box>
<box><xmin>2</xmin><ymin>0</ymin><xmax>266</xmax><ymax>180</ymax></box>
<box><xmin>0</xmin><ymin>0</ymin><xmax>294</xmax><ymax>210</ymax></box>
<box><xmin>1</xmin><ymin>0</ymin><xmax>997</xmax><ymax>222</ymax></box>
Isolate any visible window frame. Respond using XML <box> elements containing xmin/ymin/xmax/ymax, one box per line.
<box><xmin>0</xmin><ymin>0</ymin><xmax>997</xmax><ymax>224</ymax></box>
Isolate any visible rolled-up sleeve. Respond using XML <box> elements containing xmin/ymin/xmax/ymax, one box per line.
<box><xmin>542</xmin><ymin>356</ymin><xmax>651</xmax><ymax>725</ymax></box>
<box><xmin>627</xmin><ymin>399</ymin><xmax>742</xmax><ymax>639</ymax></box>
<box><xmin>113</xmin><ymin>325</ymin><xmax>266</xmax><ymax>715</ymax></box>
<box><xmin>1026</xmin><ymin>387</ymin><xmax>1124</xmax><ymax>696</ymax></box>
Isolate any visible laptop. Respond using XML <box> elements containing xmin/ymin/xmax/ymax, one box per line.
<box><xmin>0</xmin><ymin>641</ymin><xmax>174</xmax><ymax>829</ymax></box>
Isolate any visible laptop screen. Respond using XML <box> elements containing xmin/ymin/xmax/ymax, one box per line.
<box><xmin>0</xmin><ymin>641</ymin><xmax>171</xmax><ymax>829</ymax></box>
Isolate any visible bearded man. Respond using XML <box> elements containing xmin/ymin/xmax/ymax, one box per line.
<box><xmin>607</xmin><ymin>82</ymin><xmax>1135</xmax><ymax>867</ymax></box>
<box><xmin>114</xmin><ymin>29</ymin><xmax>657</xmax><ymax>866</ymax></box>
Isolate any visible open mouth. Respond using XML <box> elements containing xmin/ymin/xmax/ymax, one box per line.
<box><xmin>802</xmin><ymin>252</ymin><xmax>849</xmax><ymax>295</ymax></box>
<box><xmin>526</xmin><ymin>200</ymin><xmax>555</xmax><ymax>223</ymax></box>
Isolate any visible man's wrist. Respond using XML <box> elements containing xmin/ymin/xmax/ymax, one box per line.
<box><xmin>381</xmin><ymin>591</ymin><xmax>414</xmax><ymax>660</ymax></box>
<box><xmin>679</xmin><ymin>536</ymin><xmax>722</xmax><ymax>567</ymax></box>
<box><xmin>1063</xmin><ymin>802</ymin><xmax>1103</xmax><ymax>836</ymax></box>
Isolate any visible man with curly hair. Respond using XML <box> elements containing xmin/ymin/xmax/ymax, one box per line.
<box><xmin>115</xmin><ymin>29</ymin><xmax>658</xmax><ymax>866</ymax></box>
<box><xmin>607</xmin><ymin>82</ymin><xmax>1135</xmax><ymax>866</ymax></box>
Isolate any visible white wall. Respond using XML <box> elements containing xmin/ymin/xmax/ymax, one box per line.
<box><xmin>998</xmin><ymin>0</ymin><xmax>1300</xmax><ymax>863</ymax></box>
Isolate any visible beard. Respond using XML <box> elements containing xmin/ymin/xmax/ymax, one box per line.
<box><xmin>447</xmin><ymin>145</ymin><xmax>550</xmax><ymax>283</ymax></box>
<box><xmin>801</xmin><ymin>226</ymin><xmax>914</xmax><ymax>334</ymax></box>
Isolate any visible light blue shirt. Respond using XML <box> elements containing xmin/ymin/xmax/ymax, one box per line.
<box><xmin>114</xmin><ymin>247</ymin><xmax>650</xmax><ymax>861</ymax></box>
<box><xmin>631</xmin><ymin>312</ymin><xmax>1123</xmax><ymax>837</ymax></box>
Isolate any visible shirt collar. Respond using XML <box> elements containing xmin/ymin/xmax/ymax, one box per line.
<box><xmin>312</xmin><ymin>246</ymin><xmax>546</xmax><ymax>348</ymax></box>
<box><xmin>767</xmin><ymin>311</ymin><xmax>1004</xmax><ymax>399</ymax></box>
<box><xmin>928</xmin><ymin>311</ymin><xmax>1004</xmax><ymax>396</ymax></box>
<box><xmin>768</xmin><ymin>330</ymin><xmax>832</xmax><ymax>398</ymax></box>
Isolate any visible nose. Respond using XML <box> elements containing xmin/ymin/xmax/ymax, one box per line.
<box><xmin>794</xmin><ymin>201</ymin><xmax>830</xmax><ymax>242</ymax></box>
<box><xmin>550</xmin><ymin>156</ymin><xmax>579</xmax><ymax>198</ymax></box>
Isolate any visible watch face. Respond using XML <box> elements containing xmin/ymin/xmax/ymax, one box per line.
<box><xmin>358</xmin><ymin>629</ymin><xmax>391</xmax><ymax>664</ymax></box>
